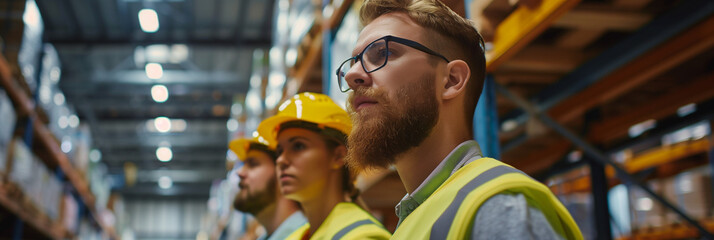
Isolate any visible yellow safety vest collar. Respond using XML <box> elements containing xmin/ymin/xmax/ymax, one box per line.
<box><xmin>392</xmin><ymin>158</ymin><xmax>583</xmax><ymax>239</ymax></box>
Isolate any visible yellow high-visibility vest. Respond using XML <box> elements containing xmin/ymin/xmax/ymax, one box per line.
<box><xmin>285</xmin><ymin>202</ymin><xmax>391</xmax><ymax>240</ymax></box>
<box><xmin>392</xmin><ymin>158</ymin><xmax>583</xmax><ymax>240</ymax></box>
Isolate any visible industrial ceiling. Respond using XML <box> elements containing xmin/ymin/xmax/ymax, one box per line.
<box><xmin>35</xmin><ymin>0</ymin><xmax>276</xmax><ymax>198</ymax></box>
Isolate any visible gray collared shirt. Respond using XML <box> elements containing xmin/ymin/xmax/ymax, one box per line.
<box><xmin>395</xmin><ymin>140</ymin><xmax>564</xmax><ymax>240</ymax></box>
<box><xmin>395</xmin><ymin>140</ymin><xmax>483</xmax><ymax>225</ymax></box>
<box><xmin>258</xmin><ymin>211</ymin><xmax>308</xmax><ymax>240</ymax></box>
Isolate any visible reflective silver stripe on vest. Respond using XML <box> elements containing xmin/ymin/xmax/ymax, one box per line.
<box><xmin>332</xmin><ymin>219</ymin><xmax>374</xmax><ymax>240</ymax></box>
<box><xmin>429</xmin><ymin>165</ymin><xmax>525</xmax><ymax>239</ymax></box>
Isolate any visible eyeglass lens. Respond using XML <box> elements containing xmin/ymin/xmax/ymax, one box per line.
<box><xmin>337</xmin><ymin>38</ymin><xmax>389</xmax><ymax>92</ymax></box>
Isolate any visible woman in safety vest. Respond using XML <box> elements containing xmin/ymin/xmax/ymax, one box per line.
<box><xmin>257</xmin><ymin>92</ymin><xmax>391</xmax><ymax>240</ymax></box>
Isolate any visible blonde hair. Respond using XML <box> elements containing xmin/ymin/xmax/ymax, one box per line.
<box><xmin>360</xmin><ymin>0</ymin><xmax>486</xmax><ymax>133</ymax></box>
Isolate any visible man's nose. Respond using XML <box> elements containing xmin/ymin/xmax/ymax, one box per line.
<box><xmin>345</xmin><ymin>62</ymin><xmax>372</xmax><ymax>89</ymax></box>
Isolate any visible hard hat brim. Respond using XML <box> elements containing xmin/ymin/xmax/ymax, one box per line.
<box><xmin>257</xmin><ymin>115</ymin><xmax>352</xmax><ymax>149</ymax></box>
<box><xmin>257</xmin><ymin>115</ymin><xmax>300</xmax><ymax>148</ymax></box>
<box><xmin>228</xmin><ymin>138</ymin><xmax>253</xmax><ymax>161</ymax></box>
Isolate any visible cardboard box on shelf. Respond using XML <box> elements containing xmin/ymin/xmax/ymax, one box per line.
<box><xmin>0</xmin><ymin>90</ymin><xmax>16</xmax><ymax>141</ymax></box>
<box><xmin>41</xmin><ymin>171</ymin><xmax>62</xmax><ymax>220</ymax></box>
<box><xmin>663</xmin><ymin>170</ymin><xmax>713</xmax><ymax>223</ymax></box>
<box><xmin>0</xmin><ymin>147</ymin><xmax>6</xmax><ymax>176</ymax></box>
<box><xmin>676</xmin><ymin>171</ymin><xmax>712</xmax><ymax>219</ymax></box>
<box><xmin>89</xmin><ymin>162</ymin><xmax>110</xmax><ymax>210</ymax></box>
<box><xmin>629</xmin><ymin>179</ymin><xmax>666</xmax><ymax>230</ymax></box>
<box><xmin>8</xmin><ymin>137</ymin><xmax>34</xmax><ymax>191</ymax></box>
<box><xmin>62</xmin><ymin>192</ymin><xmax>80</xmax><ymax>234</ymax></box>
<box><xmin>0</xmin><ymin>90</ymin><xmax>17</xmax><ymax>172</ymax></box>
<box><xmin>72</xmin><ymin>124</ymin><xmax>91</xmax><ymax>175</ymax></box>
<box><xmin>27</xmin><ymin>157</ymin><xmax>47</xmax><ymax>210</ymax></box>
<box><xmin>108</xmin><ymin>193</ymin><xmax>127</xmax><ymax>231</ymax></box>
<box><xmin>559</xmin><ymin>192</ymin><xmax>594</xmax><ymax>239</ymax></box>
<box><xmin>78</xmin><ymin>217</ymin><xmax>101</xmax><ymax>240</ymax></box>
<box><xmin>662</xmin><ymin>176</ymin><xmax>675</xmax><ymax>223</ymax></box>
<box><xmin>5</xmin><ymin>136</ymin><xmax>63</xmax><ymax>221</ymax></box>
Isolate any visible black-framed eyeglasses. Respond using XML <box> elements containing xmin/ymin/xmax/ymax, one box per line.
<box><xmin>336</xmin><ymin>35</ymin><xmax>449</xmax><ymax>92</ymax></box>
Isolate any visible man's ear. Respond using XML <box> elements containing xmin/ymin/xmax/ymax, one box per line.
<box><xmin>442</xmin><ymin>60</ymin><xmax>470</xmax><ymax>100</ymax></box>
<box><xmin>330</xmin><ymin>145</ymin><xmax>347</xmax><ymax>170</ymax></box>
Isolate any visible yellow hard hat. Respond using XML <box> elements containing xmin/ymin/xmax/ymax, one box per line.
<box><xmin>257</xmin><ymin>92</ymin><xmax>351</xmax><ymax>148</ymax></box>
<box><xmin>228</xmin><ymin>135</ymin><xmax>271</xmax><ymax>161</ymax></box>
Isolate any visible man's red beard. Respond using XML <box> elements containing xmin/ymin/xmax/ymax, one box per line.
<box><xmin>345</xmin><ymin>73</ymin><xmax>439</xmax><ymax>170</ymax></box>
<box><xmin>233</xmin><ymin>177</ymin><xmax>277</xmax><ymax>215</ymax></box>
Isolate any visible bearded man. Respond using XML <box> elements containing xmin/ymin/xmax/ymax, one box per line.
<box><xmin>337</xmin><ymin>0</ymin><xmax>583</xmax><ymax>239</ymax></box>
<box><xmin>230</xmin><ymin>137</ymin><xmax>306</xmax><ymax>240</ymax></box>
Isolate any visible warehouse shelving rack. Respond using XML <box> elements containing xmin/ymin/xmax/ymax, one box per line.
<box><xmin>282</xmin><ymin>0</ymin><xmax>714</xmax><ymax>239</ymax></box>
<box><xmin>0</xmin><ymin>54</ymin><xmax>119</xmax><ymax>239</ymax></box>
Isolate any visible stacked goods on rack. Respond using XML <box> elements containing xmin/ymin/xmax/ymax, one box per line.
<box><xmin>4</xmin><ymin>136</ymin><xmax>63</xmax><ymax>223</ymax></box>
<box><xmin>629</xmin><ymin>180</ymin><xmax>665</xmax><ymax>230</ymax></box>
<box><xmin>559</xmin><ymin>192</ymin><xmax>594</xmax><ymax>239</ymax></box>
<box><xmin>62</xmin><ymin>192</ymin><xmax>80</xmax><ymax>233</ymax></box>
<box><xmin>548</xmin><ymin>167</ymin><xmax>596</xmax><ymax>239</ymax></box>
<box><xmin>78</xmin><ymin>217</ymin><xmax>102</xmax><ymax>240</ymax></box>
<box><xmin>0</xmin><ymin>90</ymin><xmax>16</xmax><ymax>169</ymax></box>
<box><xmin>0</xmin><ymin>23</ymin><xmax>119</xmax><ymax>240</ymax></box>
<box><xmin>2</xmin><ymin>2</ymin><xmax>116</xmax><ymax>239</ymax></box>
<box><xmin>661</xmin><ymin>167</ymin><xmax>713</xmax><ymax>224</ymax></box>
<box><xmin>7</xmin><ymin>137</ymin><xmax>34</xmax><ymax>199</ymax></box>
<box><xmin>546</xmin><ymin>137</ymin><xmax>714</xmax><ymax>239</ymax></box>
<box><xmin>43</xmin><ymin>163</ymin><xmax>64</xmax><ymax>220</ymax></box>
<box><xmin>625</xmin><ymin>167</ymin><xmax>714</xmax><ymax>240</ymax></box>
<box><xmin>2</xmin><ymin>137</ymin><xmax>66</xmax><ymax>238</ymax></box>
<box><xmin>108</xmin><ymin>193</ymin><xmax>127</xmax><ymax>235</ymax></box>
<box><xmin>627</xmin><ymin>123</ymin><xmax>713</xmax><ymax>232</ymax></box>
<box><xmin>1</xmin><ymin>66</ymin><xmax>118</xmax><ymax>239</ymax></box>
<box><xmin>73</xmin><ymin>123</ymin><xmax>92</xmax><ymax>178</ymax></box>
<box><xmin>89</xmin><ymin>160</ymin><xmax>111</xmax><ymax>213</ymax></box>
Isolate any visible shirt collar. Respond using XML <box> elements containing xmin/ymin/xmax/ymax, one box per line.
<box><xmin>395</xmin><ymin>140</ymin><xmax>482</xmax><ymax>225</ymax></box>
<box><xmin>265</xmin><ymin>211</ymin><xmax>307</xmax><ymax>240</ymax></box>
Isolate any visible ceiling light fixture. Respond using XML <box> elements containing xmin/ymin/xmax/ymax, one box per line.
<box><xmin>154</xmin><ymin>116</ymin><xmax>172</xmax><ymax>133</ymax></box>
<box><xmin>145</xmin><ymin>63</ymin><xmax>163</xmax><ymax>79</ymax></box>
<box><xmin>156</xmin><ymin>146</ymin><xmax>173</xmax><ymax>162</ymax></box>
<box><xmin>151</xmin><ymin>84</ymin><xmax>169</xmax><ymax>103</ymax></box>
<box><xmin>158</xmin><ymin>176</ymin><xmax>173</xmax><ymax>189</ymax></box>
<box><xmin>138</xmin><ymin>9</ymin><xmax>159</xmax><ymax>33</ymax></box>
